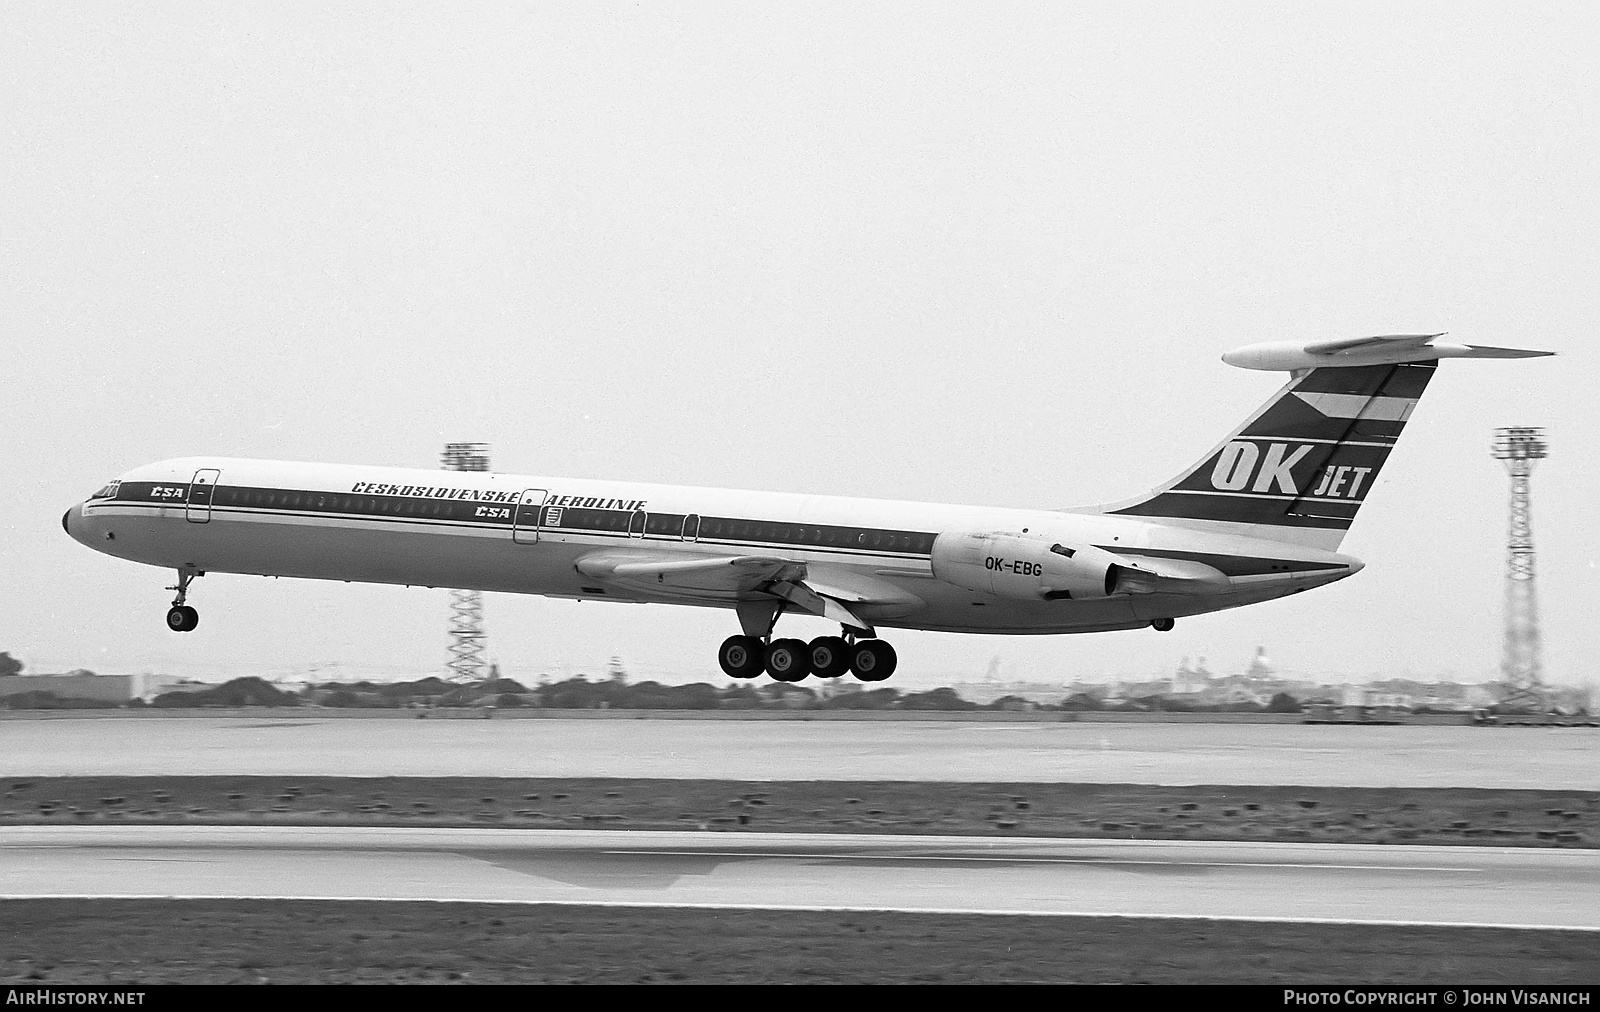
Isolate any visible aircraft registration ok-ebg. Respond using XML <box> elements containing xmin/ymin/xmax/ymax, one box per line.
<box><xmin>65</xmin><ymin>335</ymin><xmax>1550</xmax><ymax>683</ymax></box>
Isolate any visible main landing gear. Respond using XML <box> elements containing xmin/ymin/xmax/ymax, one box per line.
<box><xmin>165</xmin><ymin>566</ymin><xmax>202</xmax><ymax>633</ymax></box>
<box><xmin>718</xmin><ymin>632</ymin><xmax>898</xmax><ymax>683</ymax></box>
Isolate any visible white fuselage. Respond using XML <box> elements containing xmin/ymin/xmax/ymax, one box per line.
<box><xmin>64</xmin><ymin>456</ymin><xmax>1361</xmax><ymax>635</ymax></box>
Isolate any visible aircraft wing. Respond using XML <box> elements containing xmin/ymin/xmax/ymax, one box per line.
<box><xmin>575</xmin><ymin>551</ymin><xmax>804</xmax><ymax>593</ymax></box>
<box><xmin>572</xmin><ymin>549</ymin><xmax>924</xmax><ymax>633</ymax></box>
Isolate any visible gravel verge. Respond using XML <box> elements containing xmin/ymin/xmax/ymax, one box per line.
<box><xmin>4</xmin><ymin>776</ymin><xmax>1595</xmax><ymax>846</ymax></box>
<box><xmin>4</xmin><ymin>899</ymin><xmax>1597</xmax><ymax>984</ymax></box>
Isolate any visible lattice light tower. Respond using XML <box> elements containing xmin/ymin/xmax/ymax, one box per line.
<box><xmin>442</xmin><ymin>442</ymin><xmax>491</xmax><ymax>684</ymax></box>
<box><xmin>1491</xmin><ymin>427</ymin><xmax>1548</xmax><ymax>709</ymax></box>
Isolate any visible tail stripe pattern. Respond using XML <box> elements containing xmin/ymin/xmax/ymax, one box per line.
<box><xmin>1110</xmin><ymin>362</ymin><xmax>1436</xmax><ymax>534</ymax></box>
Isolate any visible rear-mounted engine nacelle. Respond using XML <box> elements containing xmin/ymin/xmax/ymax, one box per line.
<box><xmin>930</xmin><ymin>532</ymin><xmax>1127</xmax><ymax>601</ymax></box>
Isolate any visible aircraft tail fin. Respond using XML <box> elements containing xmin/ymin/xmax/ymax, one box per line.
<box><xmin>1097</xmin><ymin>336</ymin><xmax>1552</xmax><ymax>550</ymax></box>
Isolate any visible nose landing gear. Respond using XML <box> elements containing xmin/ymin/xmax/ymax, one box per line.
<box><xmin>165</xmin><ymin>566</ymin><xmax>202</xmax><ymax>633</ymax></box>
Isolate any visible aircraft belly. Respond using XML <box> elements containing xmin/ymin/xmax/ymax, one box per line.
<box><xmin>898</xmin><ymin>581</ymin><xmax>1143</xmax><ymax>633</ymax></box>
<box><xmin>87</xmin><ymin>509</ymin><xmax>584</xmax><ymax>596</ymax></box>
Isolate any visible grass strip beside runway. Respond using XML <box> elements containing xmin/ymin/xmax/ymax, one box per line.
<box><xmin>3</xmin><ymin>777</ymin><xmax>1595</xmax><ymax>847</ymax></box>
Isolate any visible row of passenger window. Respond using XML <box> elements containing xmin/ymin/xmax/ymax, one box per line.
<box><xmin>218</xmin><ymin>487</ymin><xmax>488</xmax><ymax>519</ymax></box>
<box><xmin>556</xmin><ymin>507</ymin><xmax>932</xmax><ymax>554</ymax></box>
<box><xmin>700</xmin><ymin>517</ymin><xmax>931</xmax><ymax>553</ymax></box>
<box><xmin>194</xmin><ymin>486</ymin><xmax>935</xmax><ymax>554</ymax></box>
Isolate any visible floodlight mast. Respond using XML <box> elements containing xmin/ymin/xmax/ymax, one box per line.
<box><xmin>1491</xmin><ymin>427</ymin><xmax>1547</xmax><ymax>708</ymax></box>
<box><xmin>442</xmin><ymin>442</ymin><xmax>491</xmax><ymax>684</ymax></box>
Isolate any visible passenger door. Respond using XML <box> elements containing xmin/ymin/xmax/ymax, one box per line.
<box><xmin>185</xmin><ymin>468</ymin><xmax>221</xmax><ymax>524</ymax></box>
<box><xmin>511</xmin><ymin>488</ymin><xmax>549</xmax><ymax>544</ymax></box>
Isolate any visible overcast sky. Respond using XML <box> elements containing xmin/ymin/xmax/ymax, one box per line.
<box><xmin>3</xmin><ymin>3</ymin><xmax>1595</xmax><ymax>690</ymax></box>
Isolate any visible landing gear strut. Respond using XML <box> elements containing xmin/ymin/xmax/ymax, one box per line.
<box><xmin>165</xmin><ymin>566</ymin><xmax>202</xmax><ymax>633</ymax></box>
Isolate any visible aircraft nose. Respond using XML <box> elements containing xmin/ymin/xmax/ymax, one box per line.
<box><xmin>62</xmin><ymin>504</ymin><xmax>90</xmax><ymax>546</ymax></box>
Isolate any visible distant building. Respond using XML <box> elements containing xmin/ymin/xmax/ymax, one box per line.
<box><xmin>0</xmin><ymin>671</ymin><xmax>220</xmax><ymax>704</ymax></box>
<box><xmin>993</xmin><ymin>696</ymin><xmax>1037</xmax><ymax>711</ymax></box>
<box><xmin>950</xmin><ymin>681</ymin><xmax>1074</xmax><ymax>706</ymax></box>
<box><xmin>1245</xmin><ymin>646</ymin><xmax>1274</xmax><ymax>681</ymax></box>
<box><xmin>132</xmin><ymin>673</ymin><xmax>208</xmax><ymax>701</ymax></box>
<box><xmin>816</xmin><ymin>679</ymin><xmax>861</xmax><ymax>700</ymax></box>
<box><xmin>0</xmin><ymin>672</ymin><xmax>132</xmax><ymax>703</ymax></box>
<box><xmin>1170</xmin><ymin>655</ymin><xmax>1213</xmax><ymax>695</ymax></box>
<box><xmin>1342</xmin><ymin>686</ymin><xmax>1412</xmax><ymax>708</ymax></box>
<box><xmin>1219</xmin><ymin>684</ymin><xmax>1269</xmax><ymax>707</ymax></box>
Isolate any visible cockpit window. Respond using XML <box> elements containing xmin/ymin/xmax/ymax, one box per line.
<box><xmin>90</xmin><ymin>480</ymin><xmax>121</xmax><ymax>500</ymax></box>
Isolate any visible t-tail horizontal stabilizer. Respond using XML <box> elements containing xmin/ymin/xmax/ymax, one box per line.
<box><xmin>1222</xmin><ymin>333</ymin><xmax>1554</xmax><ymax>372</ymax></box>
<box><xmin>1096</xmin><ymin>335</ymin><xmax>1553</xmax><ymax>550</ymax></box>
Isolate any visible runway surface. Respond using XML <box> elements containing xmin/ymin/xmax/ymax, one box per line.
<box><xmin>4</xmin><ymin>716</ymin><xmax>1596</xmax><ymax>787</ymax></box>
<box><xmin>3</xmin><ymin>826</ymin><xmax>1597</xmax><ymax>930</ymax></box>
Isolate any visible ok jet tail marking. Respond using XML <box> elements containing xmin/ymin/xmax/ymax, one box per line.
<box><xmin>1098</xmin><ymin>335</ymin><xmax>1553</xmax><ymax>550</ymax></box>
<box><xmin>1210</xmin><ymin>442</ymin><xmax>1316</xmax><ymax>494</ymax></box>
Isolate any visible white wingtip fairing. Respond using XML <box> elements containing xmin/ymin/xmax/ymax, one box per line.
<box><xmin>1222</xmin><ymin>335</ymin><xmax>1555</xmax><ymax>372</ymax></box>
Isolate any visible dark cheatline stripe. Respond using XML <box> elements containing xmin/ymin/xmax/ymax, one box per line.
<box><xmin>115</xmin><ymin>481</ymin><xmax>194</xmax><ymax>506</ymax></box>
<box><xmin>1291</xmin><ymin>361</ymin><xmax>1435</xmax><ymax>396</ymax></box>
<box><xmin>1372</xmin><ymin>360</ymin><xmax>1436</xmax><ymax>398</ymax></box>
<box><xmin>1111</xmin><ymin>491</ymin><xmax>1352</xmax><ymax>528</ymax></box>
<box><xmin>111</xmin><ymin>482</ymin><xmax>937</xmax><ymax>558</ymax></box>
<box><xmin>551</xmin><ymin>505</ymin><xmax>935</xmax><ymax>556</ymax></box>
<box><xmin>1097</xmin><ymin>545</ymin><xmax>1347</xmax><ymax>577</ymax></box>
<box><xmin>1242</xmin><ymin>393</ymin><xmax>1405</xmax><ymax>443</ymax></box>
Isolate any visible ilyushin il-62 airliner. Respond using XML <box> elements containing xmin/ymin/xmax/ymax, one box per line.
<box><xmin>66</xmin><ymin>335</ymin><xmax>1549</xmax><ymax>683</ymax></box>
